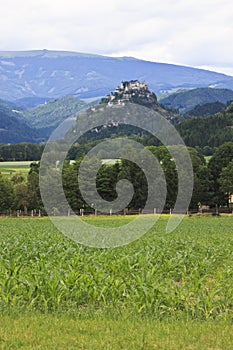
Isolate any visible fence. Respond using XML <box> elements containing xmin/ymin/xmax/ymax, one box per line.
<box><xmin>1</xmin><ymin>206</ymin><xmax>233</xmax><ymax>217</ymax></box>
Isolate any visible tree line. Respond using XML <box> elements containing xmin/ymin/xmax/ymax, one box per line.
<box><xmin>1</xmin><ymin>142</ymin><xmax>233</xmax><ymax>215</ymax></box>
<box><xmin>0</xmin><ymin>143</ymin><xmax>45</xmax><ymax>161</ymax></box>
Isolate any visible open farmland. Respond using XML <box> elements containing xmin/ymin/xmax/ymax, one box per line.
<box><xmin>0</xmin><ymin>215</ymin><xmax>233</xmax><ymax>346</ymax></box>
<box><xmin>0</xmin><ymin>161</ymin><xmax>32</xmax><ymax>178</ymax></box>
<box><xmin>0</xmin><ymin>215</ymin><xmax>232</xmax><ymax>348</ymax></box>
<box><xmin>0</xmin><ymin>215</ymin><xmax>232</xmax><ymax>317</ymax></box>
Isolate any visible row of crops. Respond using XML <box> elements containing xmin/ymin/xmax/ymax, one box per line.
<box><xmin>0</xmin><ymin>216</ymin><xmax>232</xmax><ymax>320</ymax></box>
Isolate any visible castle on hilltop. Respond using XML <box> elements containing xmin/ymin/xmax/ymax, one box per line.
<box><xmin>120</xmin><ymin>80</ymin><xmax>148</xmax><ymax>92</ymax></box>
<box><xmin>90</xmin><ymin>79</ymin><xmax>180</xmax><ymax>126</ymax></box>
<box><xmin>106</xmin><ymin>80</ymin><xmax>150</xmax><ymax>106</ymax></box>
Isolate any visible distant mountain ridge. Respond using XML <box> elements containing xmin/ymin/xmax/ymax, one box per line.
<box><xmin>13</xmin><ymin>97</ymin><xmax>54</xmax><ymax>109</ymax></box>
<box><xmin>0</xmin><ymin>50</ymin><xmax>233</xmax><ymax>101</ymax></box>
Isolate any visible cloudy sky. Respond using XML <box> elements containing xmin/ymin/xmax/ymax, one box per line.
<box><xmin>0</xmin><ymin>0</ymin><xmax>232</xmax><ymax>75</ymax></box>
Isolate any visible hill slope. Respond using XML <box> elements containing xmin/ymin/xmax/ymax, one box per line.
<box><xmin>22</xmin><ymin>96</ymin><xmax>88</xmax><ymax>138</ymax></box>
<box><xmin>159</xmin><ymin>88</ymin><xmax>233</xmax><ymax>114</ymax></box>
<box><xmin>0</xmin><ymin>109</ymin><xmax>43</xmax><ymax>144</ymax></box>
<box><xmin>66</xmin><ymin>80</ymin><xmax>183</xmax><ymax>144</ymax></box>
<box><xmin>13</xmin><ymin>97</ymin><xmax>54</xmax><ymax>109</ymax></box>
<box><xmin>0</xmin><ymin>50</ymin><xmax>233</xmax><ymax>101</ymax></box>
<box><xmin>176</xmin><ymin>103</ymin><xmax>233</xmax><ymax>149</ymax></box>
<box><xmin>184</xmin><ymin>101</ymin><xmax>226</xmax><ymax>118</ymax></box>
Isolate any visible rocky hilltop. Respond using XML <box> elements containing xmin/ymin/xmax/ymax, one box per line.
<box><xmin>99</xmin><ymin>80</ymin><xmax>180</xmax><ymax>123</ymax></box>
<box><xmin>103</xmin><ymin>80</ymin><xmax>156</xmax><ymax>106</ymax></box>
<box><xmin>68</xmin><ymin>80</ymin><xmax>182</xmax><ymax>142</ymax></box>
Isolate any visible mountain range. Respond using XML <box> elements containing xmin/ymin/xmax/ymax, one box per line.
<box><xmin>1</xmin><ymin>50</ymin><xmax>233</xmax><ymax>101</ymax></box>
<box><xmin>1</xmin><ymin>50</ymin><xmax>233</xmax><ymax>145</ymax></box>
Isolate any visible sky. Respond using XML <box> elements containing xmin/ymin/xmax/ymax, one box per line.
<box><xmin>0</xmin><ymin>0</ymin><xmax>232</xmax><ymax>75</ymax></box>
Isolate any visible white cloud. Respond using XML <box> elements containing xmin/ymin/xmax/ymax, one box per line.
<box><xmin>0</xmin><ymin>0</ymin><xmax>232</xmax><ymax>75</ymax></box>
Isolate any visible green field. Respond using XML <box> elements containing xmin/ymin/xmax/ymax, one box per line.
<box><xmin>0</xmin><ymin>161</ymin><xmax>32</xmax><ymax>178</ymax></box>
<box><xmin>0</xmin><ymin>215</ymin><xmax>232</xmax><ymax>348</ymax></box>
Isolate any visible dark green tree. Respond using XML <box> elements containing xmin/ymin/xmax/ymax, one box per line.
<box><xmin>96</xmin><ymin>162</ymin><xmax>120</xmax><ymax>203</ymax></box>
<box><xmin>11</xmin><ymin>172</ymin><xmax>29</xmax><ymax>213</ymax></box>
<box><xmin>0</xmin><ymin>174</ymin><xmax>15</xmax><ymax>213</ymax></box>
<box><xmin>73</xmin><ymin>156</ymin><xmax>103</xmax><ymax>210</ymax></box>
<box><xmin>27</xmin><ymin>162</ymin><xmax>43</xmax><ymax>210</ymax></box>
<box><xmin>62</xmin><ymin>160</ymin><xmax>82</xmax><ymax>212</ymax></box>
<box><xmin>147</xmin><ymin>146</ymin><xmax>178</xmax><ymax>209</ymax></box>
<box><xmin>208</xmin><ymin>142</ymin><xmax>233</xmax><ymax>205</ymax></box>
<box><xmin>219</xmin><ymin>160</ymin><xmax>233</xmax><ymax>206</ymax></box>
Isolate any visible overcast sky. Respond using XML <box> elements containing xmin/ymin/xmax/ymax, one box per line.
<box><xmin>0</xmin><ymin>0</ymin><xmax>232</xmax><ymax>75</ymax></box>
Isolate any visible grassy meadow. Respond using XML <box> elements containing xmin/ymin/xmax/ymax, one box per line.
<box><xmin>0</xmin><ymin>161</ymin><xmax>32</xmax><ymax>178</ymax></box>
<box><xmin>0</xmin><ymin>215</ymin><xmax>232</xmax><ymax>348</ymax></box>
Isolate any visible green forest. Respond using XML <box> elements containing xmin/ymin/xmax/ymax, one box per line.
<box><xmin>1</xmin><ymin>141</ymin><xmax>233</xmax><ymax>214</ymax></box>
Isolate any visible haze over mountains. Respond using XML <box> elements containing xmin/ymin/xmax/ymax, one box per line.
<box><xmin>1</xmin><ymin>50</ymin><xmax>233</xmax><ymax>101</ymax></box>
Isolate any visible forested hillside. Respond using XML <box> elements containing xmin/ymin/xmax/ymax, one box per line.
<box><xmin>176</xmin><ymin>102</ymin><xmax>233</xmax><ymax>150</ymax></box>
<box><xmin>0</xmin><ymin>110</ymin><xmax>43</xmax><ymax>144</ymax></box>
<box><xmin>184</xmin><ymin>101</ymin><xmax>226</xmax><ymax>118</ymax></box>
<box><xmin>159</xmin><ymin>88</ymin><xmax>233</xmax><ymax>114</ymax></box>
<box><xmin>22</xmin><ymin>96</ymin><xmax>88</xmax><ymax>138</ymax></box>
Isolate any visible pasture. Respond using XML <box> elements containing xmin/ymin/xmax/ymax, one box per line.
<box><xmin>0</xmin><ymin>161</ymin><xmax>32</xmax><ymax>178</ymax></box>
<box><xmin>0</xmin><ymin>215</ymin><xmax>232</xmax><ymax>348</ymax></box>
